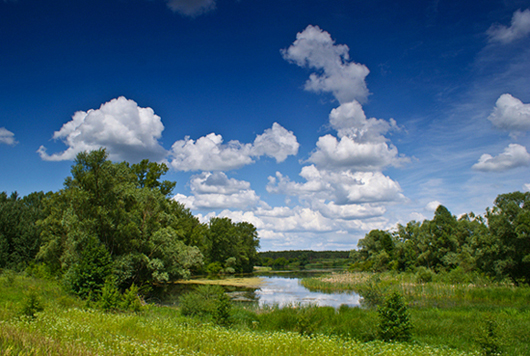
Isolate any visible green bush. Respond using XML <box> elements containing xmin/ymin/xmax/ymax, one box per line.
<box><xmin>415</xmin><ymin>267</ymin><xmax>435</xmax><ymax>283</ymax></box>
<box><xmin>97</xmin><ymin>278</ymin><xmax>121</xmax><ymax>312</ymax></box>
<box><xmin>20</xmin><ymin>287</ymin><xmax>44</xmax><ymax>318</ymax></box>
<box><xmin>120</xmin><ymin>283</ymin><xmax>143</xmax><ymax>312</ymax></box>
<box><xmin>476</xmin><ymin>315</ymin><xmax>504</xmax><ymax>356</ymax></box>
<box><xmin>179</xmin><ymin>285</ymin><xmax>232</xmax><ymax>326</ymax></box>
<box><xmin>378</xmin><ymin>291</ymin><xmax>413</xmax><ymax>342</ymax></box>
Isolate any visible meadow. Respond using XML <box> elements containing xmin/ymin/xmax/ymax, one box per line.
<box><xmin>301</xmin><ymin>272</ymin><xmax>530</xmax><ymax>355</ymax></box>
<box><xmin>0</xmin><ymin>271</ymin><xmax>487</xmax><ymax>356</ymax></box>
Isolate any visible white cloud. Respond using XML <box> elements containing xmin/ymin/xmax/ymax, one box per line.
<box><xmin>201</xmin><ymin>205</ymin><xmax>392</xmax><ymax>250</ymax></box>
<box><xmin>0</xmin><ymin>127</ymin><xmax>17</xmax><ymax>146</ymax></box>
<box><xmin>173</xmin><ymin>172</ymin><xmax>261</xmax><ymax>210</ymax></box>
<box><xmin>425</xmin><ymin>200</ymin><xmax>442</xmax><ymax>212</ymax></box>
<box><xmin>472</xmin><ymin>143</ymin><xmax>530</xmax><ymax>172</ymax></box>
<box><xmin>308</xmin><ymin>134</ymin><xmax>404</xmax><ymax>171</ymax></box>
<box><xmin>487</xmin><ymin>9</ymin><xmax>530</xmax><ymax>44</ymax></box>
<box><xmin>308</xmin><ymin>102</ymin><xmax>407</xmax><ymax>171</ymax></box>
<box><xmin>329</xmin><ymin>101</ymin><xmax>397</xmax><ymax>140</ymax></box>
<box><xmin>37</xmin><ymin>97</ymin><xmax>166</xmax><ymax>163</ymax></box>
<box><xmin>282</xmin><ymin>25</ymin><xmax>370</xmax><ymax>104</ymax></box>
<box><xmin>169</xmin><ymin>133</ymin><xmax>254</xmax><ymax>171</ymax></box>
<box><xmin>168</xmin><ymin>123</ymin><xmax>298</xmax><ymax>171</ymax></box>
<box><xmin>252</xmin><ymin>123</ymin><xmax>300</xmax><ymax>162</ymax></box>
<box><xmin>165</xmin><ymin>0</ymin><xmax>216</xmax><ymax>17</ymax></box>
<box><xmin>523</xmin><ymin>183</ymin><xmax>530</xmax><ymax>192</ymax></box>
<box><xmin>267</xmin><ymin>166</ymin><xmax>404</xmax><ymax>206</ymax></box>
<box><xmin>488</xmin><ymin>93</ymin><xmax>530</xmax><ymax>132</ymax></box>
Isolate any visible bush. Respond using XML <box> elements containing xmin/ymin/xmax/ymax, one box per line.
<box><xmin>415</xmin><ymin>267</ymin><xmax>435</xmax><ymax>283</ymax></box>
<box><xmin>179</xmin><ymin>285</ymin><xmax>232</xmax><ymax>326</ymax></box>
<box><xmin>20</xmin><ymin>287</ymin><xmax>44</xmax><ymax>318</ymax></box>
<box><xmin>476</xmin><ymin>315</ymin><xmax>504</xmax><ymax>356</ymax></box>
<box><xmin>120</xmin><ymin>283</ymin><xmax>143</xmax><ymax>312</ymax></box>
<box><xmin>378</xmin><ymin>291</ymin><xmax>413</xmax><ymax>342</ymax></box>
<box><xmin>97</xmin><ymin>278</ymin><xmax>121</xmax><ymax>312</ymax></box>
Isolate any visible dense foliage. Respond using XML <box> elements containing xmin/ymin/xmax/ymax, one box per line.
<box><xmin>258</xmin><ymin>250</ymin><xmax>350</xmax><ymax>270</ymax></box>
<box><xmin>352</xmin><ymin>192</ymin><xmax>530</xmax><ymax>284</ymax></box>
<box><xmin>0</xmin><ymin>149</ymin><xmax>260</xmax><ymax>298</ymax></box>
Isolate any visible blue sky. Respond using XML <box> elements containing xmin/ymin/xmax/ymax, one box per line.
<box><xmin>1</xmin><ymin>0</ymin><xmax>530</xmax><ymax>251</ymax></box>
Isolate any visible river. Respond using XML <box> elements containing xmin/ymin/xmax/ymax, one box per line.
<box><xmin>154</xmin><ymin>273</ymin><xmax>361</xmax><ymax>308</ymax></box>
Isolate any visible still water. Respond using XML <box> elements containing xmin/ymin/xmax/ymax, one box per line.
<box><xmin>156</xmin><ymin>274</ymin><xmax>361</xmax><ymax>308</ymax></box>
<box><xmin>252</xmin><ymin>275</ymin><xmax>361</xmax><ymax>308</ymax></box>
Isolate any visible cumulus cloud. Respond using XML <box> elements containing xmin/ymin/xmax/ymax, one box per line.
<box><xmin>168</xmin><ymin>122</ymin><xmax>298</xmax><ymax>171</ymax></box>
<box><xmin>169</xmin><ymin>133</ymin><xmax>253</xmax><ymax>171</ymax></box>
<box><xmin>0</xmin><ymin>127</ymin><xmax>17</xmax><ymax>146</ymax></box>
<box><xmin>472</xmin><ymin>143</ymin><xmax>530</xmax><ymax>172</ymax></box>
<box><xmin>282</xmin><ymin>25</ymin><xmax>370</xmax><ymax>104</ymax></box>
<box><xmin>307</xmin><ymin>102</ymin><xmax>407</xmax><ymax>171</ymax></box>
<box><xmin>309</xmin><ymin>134</ymin><xmax>404</xmax><ymax>171</ymax></box>
<box><xmin>487</xmin><ymin>9</ymin><xmax>530</xmax><ymax>44</ymax></box>
<box><xmin>267</xmin><ymin>165</ymin><xmax>405</xmax><ymax>206</ymax></box>
<box><xmin>165</xmin><ymin>0</ymin><xmax>216</xmax><ymax>17</ymax></box>
<box><xmin>201</xmin><ymin>205</ymin><xmax>391</xmax><ymax>250</ymax></box>
<box><xmin>252</xmin><ymin>123</ymin><xmax>300</xmax><ymax>162</ymax></box>
<box><xmin>38</xmin><ymin>97</ymin><xmax>166</xmax><ymax>163</ymax></box>
<box><xmin>173</xmin><ymin>172</ymin><xmax>261</xmax><ymax>210</ymax></box>
<box><xmin>488</xmin><ymin>94</ymin><xmax>530</xmax><ymax>133</ymax></box>
<box><xmin>425</xmin><ymin>200</ymin><xmax>442</xmax><ymax>212</ymax></box>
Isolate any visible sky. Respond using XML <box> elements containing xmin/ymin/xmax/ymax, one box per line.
<box><xmin>1</xmin><ymin>0</ymin><xmax>530</xmax><ymax>251</ymax></box>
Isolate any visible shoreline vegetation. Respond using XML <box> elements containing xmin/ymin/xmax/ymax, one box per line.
<box><xmin>1</xmin><ymin>271</ymin><xmax>483</xmax><ymax>356</ymax></box>
<box><xmin>2</xmin><ymin>270</ymin><xmax>530</xmax><ymax>355</ymax></box>
<box><xmin>175</xmin><ymin>276</ymin><xmax>266</xmax><ymax>289</ymax></box>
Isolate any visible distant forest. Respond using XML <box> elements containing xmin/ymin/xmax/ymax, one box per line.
<box><xmin>258</xmin><ymin>250</ymin><xmax>351</xmax><ymax>269</ymax></box>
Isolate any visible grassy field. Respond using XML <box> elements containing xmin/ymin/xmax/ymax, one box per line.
<box><xmin>0</xmin><ymin>271</ymin><xmax>485</xmax><ymax>356</ymax></box>
<box><xmin>301</xmin><ymin>272</ymin><xmax>530</xmax><ymax>355</ymax></box>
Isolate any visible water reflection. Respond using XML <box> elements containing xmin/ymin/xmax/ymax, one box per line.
<box><xmin>253</xmin><ymin>276</ymin><xmax>360</xmax><ymax>308</ymax></box>
<box><xmin>153</xmin><ymin>274</ymin><xmax>361</xmax><ymax>309</ymax></box>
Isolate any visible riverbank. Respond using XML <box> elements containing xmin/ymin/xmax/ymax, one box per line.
<box><xmin>1</xmin><ymin>271</ymin><xmax>481</xmax><ymax>356</ymax></box>
<box><xmin>301</xmin><ymin>271</ymin><xmax>530</xmax><ymax>355</ymax></box>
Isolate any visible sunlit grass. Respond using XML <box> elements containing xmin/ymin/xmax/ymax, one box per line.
<box><xmin>176</xmin><ymin>276</ymin><xmax>266</xmax><ymax>289</ymax></box>
<box><xmin>1</xmin><ymin>307</ymin><xmax>480</xmax><ymax>356</ymax></box>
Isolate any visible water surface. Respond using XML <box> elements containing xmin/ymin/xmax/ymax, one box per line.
<box><xmin>251</xmin><ymin>275</ymin><xmax>360</xmax><ymax>308</ymax></box>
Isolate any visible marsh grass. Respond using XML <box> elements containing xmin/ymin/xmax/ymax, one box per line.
<box><xmin>1</xmin><ymin>272</ymin><xmax>482</xmax><ymax>356</ymax></box>
<box><xmin>300</xmin><ymin>272</ymin><xmax>530</xmax><ymax>355</ymax></box>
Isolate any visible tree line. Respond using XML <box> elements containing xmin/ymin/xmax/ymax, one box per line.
<box><xmin>352</xmin><ymin>192</ymin><xmax>530</xmax><ymax>285</ymax></box>
<box><xmin>0</xmin><ymin>149</ymin><xmax>259</xmax><ymax>298</ymax></box>
<box><xmin>259</xmin><ymin>250</ymin><xmax>350</xmax><ymax>269</ymax></box>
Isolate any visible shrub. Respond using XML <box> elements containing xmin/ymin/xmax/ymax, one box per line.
<box><xmin>20</xmin><ymin>287</ymin><xmax>44</xmax><ymax>318</ymax></box>
<box><xmin>415</xmin><ymin>266</ymin><xmax>435</xmax><ymax>283</ymax></box>
<box><xmin>97</xmin><ymin>278</ymin><xmax>122</xmax><ymax>312</ymax></box>
<box><xmin>120</xmin><ymin>283</ymin><xmax>143</xmax><ymax>312</ymax></box>
<box><xmin>179</xmin><ymin>285</ymin><xmax>232</xmax><ymax>326</ymax></box>
<box><xmin>378</xmin><ymin>291</ymin><xmax>413</xmax><ymax>342</ymax></box>
<box><xmin>476</xmin><ymin>315</ymin><xmax>504</xmax><ymax>356</ymax></box>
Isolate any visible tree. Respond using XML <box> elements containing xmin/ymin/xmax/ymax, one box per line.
<box><xmin>357</xmin><ymin>230</ymin><xmax>395</xmax><ymax>271</ymax></box>
<box><xmin>486</xmin><ymin>191</ymin><xmax>530</xmax><ymax>284</ymax></box>
<box><xmin>378</xmin><ymin>291</ymin><xmax>413</xmax><ymax>342</ymax></box>
<box><xmin>37</xmin><ymin>149</ymin><xmax>203</xmax><ymax>295</ymax></box>
<box><xmin>0</xmin><ymin>191</ymin><xmax>49</xmax><ymax>270</ymax></box>
<box><xmin>131</xmin><ymin>159</ymin><xmax>176</xmax><ymax>197</ymax></box>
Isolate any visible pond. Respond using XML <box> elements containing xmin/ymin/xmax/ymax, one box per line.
<box><xmin>249</xmin><ymin>275</ymin><xmax>361</xmax><ymax>308</ymax></box>
<box><xmin>154</xmin><ymin>273</ymin><xmax>361</xmax><ymax>308</ymax></box>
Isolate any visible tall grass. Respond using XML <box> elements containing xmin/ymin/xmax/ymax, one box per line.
<box><xmin>1</xmin><ymin>307</ymin><xmax>480</xmax><ymax>356</ymax></box>
<box><xmin>0</xmin><ymin>271</ymin><xmax>483</xmax><ymax>356</ymax></box>
<box><xmin>301</xmin><ymin>272</ymin><xmax>530</xmax><ymax>307</ymax></box>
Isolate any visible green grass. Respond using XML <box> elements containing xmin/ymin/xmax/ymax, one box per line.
<box><xmin>0</xmin><ymin>271</ymin><xmax>483</xmax><ymax>356</ymax></box>
<box><xmin>299</xmin><ymin>272</ymin><xmax>530</xmax><ymax>355</ymax></box>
